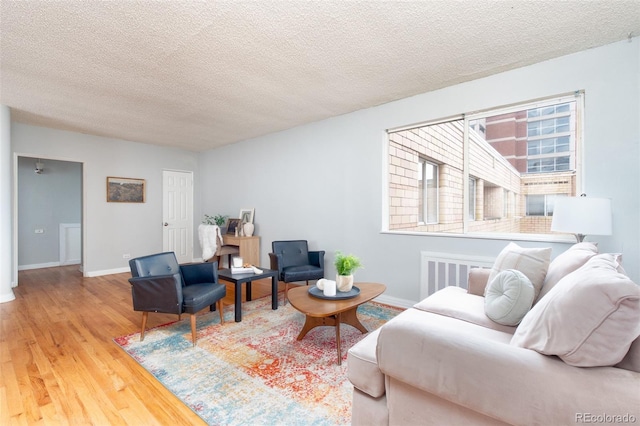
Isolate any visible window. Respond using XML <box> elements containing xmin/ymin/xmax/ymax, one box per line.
<box><xmin>387</xmin><ymin>93</ymin><xmax>582</xmax><ymax>236</ymax></box>
<box><xmin>418</xmin><ymin>159</ymin><xmax>438</xmax><ymax>224</ymax></box>
<box><xmin>526</xmin><ymin>194</ymin><xmax>566</xmax><ymax>216</ymax></box>
<box><xmin>527</xmin><ymin>156</ymin><xmax>571</xmax><ymax>173</ymax></box>
<box><xmin>469</xmin><ymin>177</ymin><xmax>477</xmax><ymax>220</ymax></box>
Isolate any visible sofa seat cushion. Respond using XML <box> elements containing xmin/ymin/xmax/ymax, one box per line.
<box><xmin>484</xmin><ymin>269</ymin><xmax>534</xmax><ymax>326</ymax></box>
<box><xmin>414</xmin><ymin>287</ymin><xmax>517</xmax><ymax>334</ymax></box>
<box><xmin>512</xmin><ymin>253</ymin><xmax>640</xmax><ymax>367</ymax></box>
<box><xmin>347</xmin><ymin>328</ymin><xmax>385</xmax><ymax>398</ymax></box>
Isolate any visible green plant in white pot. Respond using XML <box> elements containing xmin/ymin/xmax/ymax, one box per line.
<box><xmin>334</xmin><ymin>251</ymin><xmax>363</xmax><ymax>292</ymax></box>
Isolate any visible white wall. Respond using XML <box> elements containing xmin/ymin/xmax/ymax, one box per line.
<box><xmin>199</xmin><ymin>38</ymin><xmax>640</xmax><ymax>304</ymax></box>
<box><xmin>11</xmin><ymin>126</ymin><xmax>200</xmax><ymax>276</ymax></box>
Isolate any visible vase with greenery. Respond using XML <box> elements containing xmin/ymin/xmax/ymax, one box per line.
<box><xmin>334</xmin><ymin>251</ymin><xmax>362</xmax><ymax>292</ymax></box>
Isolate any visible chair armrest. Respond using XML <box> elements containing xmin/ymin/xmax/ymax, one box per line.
<box><xmin>308</xmin><ymin>250</ymin><xmax>325</xmax><ymax>268</ymax></box>
<box><xmin>269</xmin><ymin>253</ymin><xmax>284</xmax><ymax>277</ymax></box>
<box><xmin>128</xmin><ymin>274</ymin><xmax>183</xmax><ymax>314</ymax></box>
<box><xmin>467</xmin><ymin>267</ymin><xmax>491</xmax><ymax>296</ymax></box>
<box><xmin>180</xmin><ymin>262</ymin><xmax>218</xmax><ymax>285</ymax></box>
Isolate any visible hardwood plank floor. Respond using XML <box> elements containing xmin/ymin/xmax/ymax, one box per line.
<box><xmin>1</xmin><ymin>265</ymin><xmax>285</xmax><ymax>425</ymax></box>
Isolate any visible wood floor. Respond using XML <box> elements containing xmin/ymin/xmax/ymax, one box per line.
<box><xmin>1</xmin><ymin>265</ymin><xmax>284</xmax><ymax>425</ymax></box>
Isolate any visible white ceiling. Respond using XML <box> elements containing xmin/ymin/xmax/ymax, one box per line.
<box><xmin>1</xmin><ymin>1</ymin><xmax>639</xmax><ymax>152</ymax></box>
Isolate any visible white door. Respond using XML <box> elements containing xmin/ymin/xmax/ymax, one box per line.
<box><xmin>162</xmin><ymin>170</ymin><xmax>193</xmax><ymax>263</ymax></box>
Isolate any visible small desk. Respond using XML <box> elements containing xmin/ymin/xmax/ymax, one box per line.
<box><xmin>218</xmin><ymin>268</ymin><xmax>278</xmax><ymax>322</ymax></box>
<box><xmin>221</xmin><ymin>235</ymin><xmax>260</xmax><ymax>266</ymax></box>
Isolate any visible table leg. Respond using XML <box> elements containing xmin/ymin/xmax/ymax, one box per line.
<box><xmin>234</xmin><ymin>282</ymin><xmax>242</xmax><ymax>322</ymax></box>
<box><xmin>271</xmin><ymin>275</ymin><xmax>278</xmax><ymax>310</ymax></box>
<box><xmin>246</xmin><ymin>281</ymin><xmax>252</xmax><ymax>301</ymax></box>
<box><xmin>340</xmin><ymin>307</ymin><xmax>368</xmax><ymax>333</ymax></box>
<box><xmin>296</xmin><ymin>315</ymin><xmax>337</xmax><ymax>340</ymax></box>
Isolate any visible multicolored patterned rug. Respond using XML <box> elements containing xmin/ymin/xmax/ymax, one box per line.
<box><xmin>114</xmin><ymin>296</ymin><xmax>402</xmax><ymax>425</ymax></box>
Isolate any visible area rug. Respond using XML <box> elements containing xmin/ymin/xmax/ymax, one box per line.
<box><xmin>114</xmin><ymin>296</ymin><xmax>403</xmax><ymax>426</ymax></box>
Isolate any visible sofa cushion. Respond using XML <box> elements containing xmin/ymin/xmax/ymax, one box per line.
<box><xmin>511</xmin><ymin>253</ymin><xmax>640</xmax><ymax>367</ymax></box>
<box><xmin>415</xmin><ymin>286</ymin><xmax>517</xmax><ymax>334</ymax></box>
<box><xmin>536</xmin><ymin>241</ymin><xmax>598</xmax><ymax>304</ymax></box>
<box><xmin>487</xmin><ymin>242</ymin><xmax>551</xmax><ymax>301</ymax></box>
<box><xmin>484</xmin><ymin>269</ymin><xmax>534</xmax><ymax>326</ymax></box>
<box><xmin>347</xmin><ymin>328</ymin><xmax>385</xmax><ymax>398</ymax></box>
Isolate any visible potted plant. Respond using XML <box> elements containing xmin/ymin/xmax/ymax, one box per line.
<box><xmin>334</xmin><ymin>251</ymin><xmax>363</xmax><ymax>292</ymax></box>
<box><xmin>203</xmin><ymin>214</ymin><xmax>228</xmax><ymax>227</ymax></box>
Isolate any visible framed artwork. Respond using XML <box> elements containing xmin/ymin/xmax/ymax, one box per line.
<box><xmin>107</xmin><ymin>177</ymin><xmax>145</xmax><ymax>203</ymax></box>
<box><xmin>227</xmin><ymin>218</ymin><xmax>241</xmax><ymax>235</ymax></box>
<box><xmin>239</xmin><ymin>208</ymin><xmax>255</xmax><ymax>224</ymax></box>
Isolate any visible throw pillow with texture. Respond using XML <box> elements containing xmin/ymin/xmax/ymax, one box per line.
<box><xmin>487</xmin><ymin>242</ymin><xmax>551</xmax><ymax>301</ymax></box>
<box><xmin>511</xmin><ymin>253</ymin><xmax>640</xmax><ymax>367</ymax></box>
<box><xmin>484</xmin><ymin>269</ymin><xmax>535</xmax><ymax>326</ymax></box>
<box><xmin>536</xmin><ymin>242</ymin><xmax>598</xmax><ymax>304</ymax></box>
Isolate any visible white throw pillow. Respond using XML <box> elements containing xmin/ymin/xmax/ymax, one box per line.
<box><xmin>487</xmin><ymin>243</ymin><xmax>551</xmax><ymax>301</ymax></box>
<box><xmin>511</xmin><ymin>253</ymin><xmax>640</xmax><ymax>367</ymax></box>
<box><xmin>484</xmin><ymin>269</ymin><xmax>535</xmax><ymax>326</ymax></box>
<box><xmin>536</xmin><ymin>242</ymin><xmax>598</xmax><ymax>304</ymax></box>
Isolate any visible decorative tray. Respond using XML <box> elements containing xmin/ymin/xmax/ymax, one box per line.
<box><xmin>308</xmin><ymin>286</ymin><xmax>361</xmax><ymax>300</ymax></box>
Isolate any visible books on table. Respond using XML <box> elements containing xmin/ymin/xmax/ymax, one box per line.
<box><xmin>230</xmin><ymin>266</ymin><xmax>263</xmax><ymax>274</ymax></box>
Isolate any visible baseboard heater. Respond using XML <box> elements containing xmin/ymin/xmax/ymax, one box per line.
<box><xmin>420</xmin><ymin>252</ymin><xmax>495</xmax><ymax>301</ymax></box>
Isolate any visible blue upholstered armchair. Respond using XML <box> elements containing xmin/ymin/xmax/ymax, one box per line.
<box><xmin>128</xmin><ymin>252</ymin><xmax>226</xmax><ymax>346</ymax></box>
<box><xmin>269</xmin><ymin>240</ymin><xmax>325</xmax><ymax>305</ymax></box>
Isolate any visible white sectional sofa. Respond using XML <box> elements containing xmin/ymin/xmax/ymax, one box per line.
<box><xmin>347</xmin><ymin>243</ymin><xmax>640</xmax><ymax>425</ymax></box>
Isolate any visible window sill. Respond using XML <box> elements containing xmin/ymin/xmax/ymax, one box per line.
<box><xmin>380</xmin><ymin>229</ymin><xmax>577</xmax><ymax>244</ymax></box>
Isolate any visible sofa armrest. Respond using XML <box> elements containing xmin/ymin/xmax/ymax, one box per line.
<box><xmin>377</xmin><ymin>308</ymin><xmax>639</xmax><ymax>425</ymax></box>
<box><xmin>467</xmin><ymin>267</ymin><xmax>491</xmax><ymax>296</ymax></box>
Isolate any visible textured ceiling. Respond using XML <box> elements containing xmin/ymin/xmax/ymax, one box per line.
<box><xmin>1</xmin><ymin>1</ymin><xmax>639</xmax><ymax>152</ymax></box>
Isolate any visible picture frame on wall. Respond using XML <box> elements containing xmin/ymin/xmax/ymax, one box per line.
<box><xmin>239</xmin><ymin>208</ymin><xmax>255</xmax><ymax>224</ymax></box>
<box><xmin>106</xmin><ymin>177</ymin><xmax>145</xmax><ymax>203</ymax></box>
<box><xmin>227</xmin><ymin>218</ymin><xmax>241</xmax><ymax>235</ymax></box>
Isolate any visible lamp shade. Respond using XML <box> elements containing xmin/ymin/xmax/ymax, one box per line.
<box><xmin>551</xmin><ymin>197</ymin><xmax>612</xmax><ymax>239</ymax></box>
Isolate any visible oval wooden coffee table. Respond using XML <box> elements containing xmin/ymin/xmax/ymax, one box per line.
<box><xmin>287</xmin><ymin>282</ymin><xmax>386</xmax><ymax>365</ymax></box>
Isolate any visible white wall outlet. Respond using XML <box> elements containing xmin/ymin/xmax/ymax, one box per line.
<box><xmin>34</xmin><ymin>229</ymin><xmax>44</xmax><ymax>234</ymax></box>
<box><xmin>122</xmin><ymin>254</ymin><xmax>131</xmax><ymax>259</ymax></box>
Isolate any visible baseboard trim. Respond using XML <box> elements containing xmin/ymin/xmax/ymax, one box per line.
<box><xmin>84</xmin><ymin>267</ymin><xmax>130</xmax><ymax>277</ymax></box>
<box><xmin>18</xmin><ymin>261</ymin><xmax>60</xmax><ymax>271</ymax></box>
<box><xmin>374</xmin><ymin>294</ymin><xmax>416</xmax><ymax>309</ymax></box>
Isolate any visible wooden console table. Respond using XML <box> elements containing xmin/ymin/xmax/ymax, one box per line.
<box><xmin>221</xmin><ymin>235</ymin><xmax>260</xmax><ymax>266</ymax></box>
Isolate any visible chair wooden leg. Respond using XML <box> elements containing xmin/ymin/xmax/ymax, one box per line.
<box><xmin>140</xmin><ymin>311</ymin><xmax>149</xmax><ymax>341</ymax></box>
<box><xmin>190</xmin><ymin>314</ymin><xmax>197</xmax><ymax>346</ymax></box>
<box><xmin>218</xmin><ymin>300</ymin><xmax>224</xmax><ymax>324</ymax></box>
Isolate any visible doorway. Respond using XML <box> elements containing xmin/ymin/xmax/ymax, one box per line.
<box><xmin>15</xmin><ymin>156</ymin><xmax>83</xmax><ymax>273</ymax></box>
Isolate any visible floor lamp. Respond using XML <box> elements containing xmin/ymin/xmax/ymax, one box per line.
<box><xmin>551</xmin><ymin>195</ymin><xmax>612</xmax><ymax>242</ymax></box>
